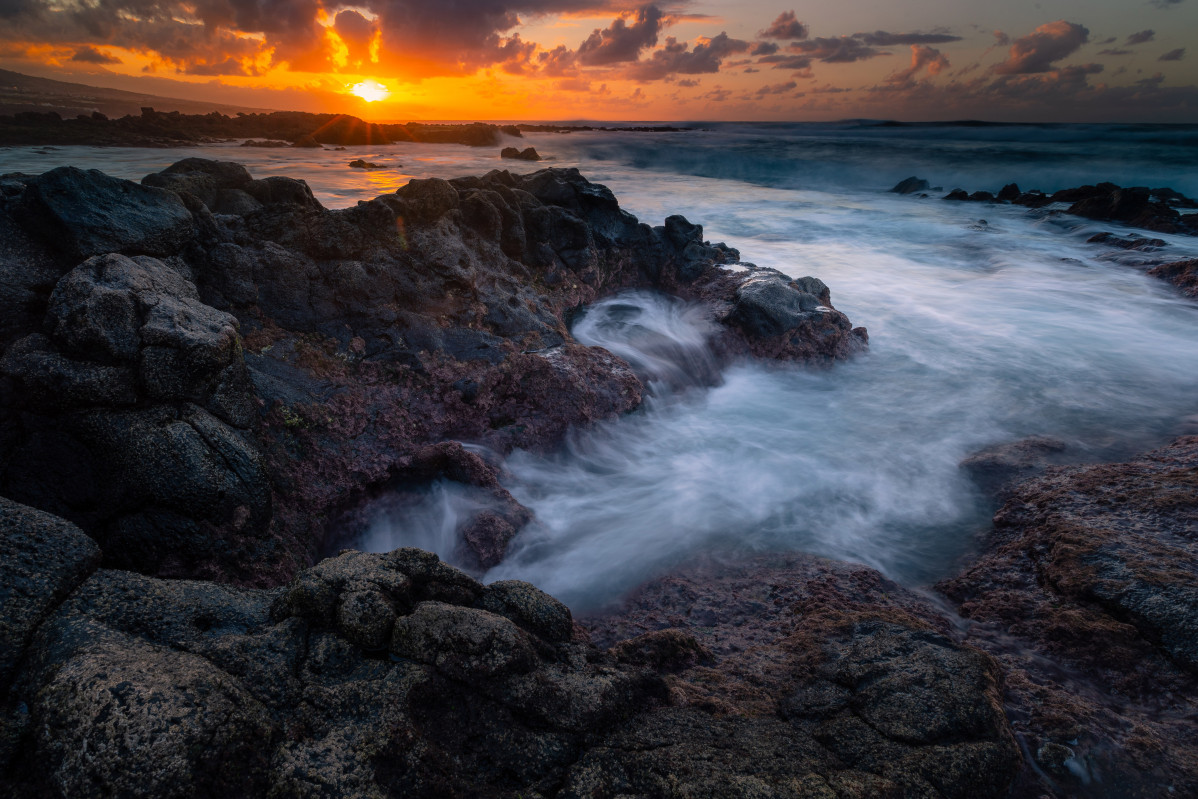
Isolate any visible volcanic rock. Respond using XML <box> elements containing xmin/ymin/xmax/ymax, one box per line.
<box><xmin>940</xmin><ymin>436</ymin><xmax>1198</xmax><ymax>795</ymax></box>
<box><xmin>502</xmin><ymin>146</ymin><xmax>542</xmax><ymax>161</ymax></box>
<box><xmin>889</xmin><ymin>176</ymin><xmax>930</xmax><ymax>194</ymax></box>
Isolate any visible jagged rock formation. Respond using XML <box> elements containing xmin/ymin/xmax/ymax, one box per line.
<box><xmin>0</xmin><ymin>498</ymin><xmax>1023</xmax><ymax>798</ymax></box>
<box><xmin>0</xmin><ymin>158</ymin><xmax>865</xmax><ymax>586</ymax></box>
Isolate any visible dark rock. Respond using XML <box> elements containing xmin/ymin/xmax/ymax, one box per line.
<box><xmin>241</xmin><ymin>139</ymin><xmax>291</xmax><ymax>147</ymax></box>
<box><xmin>996</xmin><ymin>183</ymin><xmax>1020</xmax><ymax>201</ymax></box>
<box><xmin>477</xmin><ymin>579</ymin><xmax>574</xmax><ymax>643</ymax></box>
<box><xmin>501</xmin><ymin>146</ymin><xmax>542</xmax><ymax>161</ymax></box>
<box><xmin>580</xmin><ymin>553</ymin><xmax>1021</xmax><ymax>798</ymax></box>
<box><xmin>18</xmin><ymin>167</ymin><xmax>195</xmax><ymax>259</ymax></box>
<box><xmin>142</xmin><ymin>157</ymin><xmax>254</xmax><ymax>210</ymax></box>
<box><xmin>292</xmin><ymin>134</ymin><xmax>321</xmax><ymax>148</ymax></box>
<box><xmin>348</xmin><ymin>159</ymin><xmax>387</xmax><ymax>169</ymax></box>
<box><xmin>969</xmin><ymin>190</ymin><xmax>996</xmax><ymax>202</ymax></box>
<box><xmin>889</xmin><ymin>176</ymin><xmax>931</xmax><ymax>194</ymax></box>
<box><xmin>0</xmin><ymin>497</ymin><xmax>101</xmax><ymax>698</ymax></box>
<box><xmin>944</xmin><ymin>188</ymin><xmax>969</xmax><ymax>201</ymax></box>
<box><xmin>394</xmin><ymin>177</ymin><xmax>459</xmax><ymax>221</ymax></box>
<box><xmin>1148</xmin><ymin>257</ymin><xmax>1198</xmax><ymax>297</ymax></box>
<box><xmin>940</xmin><ymin>436</ymin><xmax>1198</xmax><ymax>795</ymax></box>
<box><xmin>1087</xmin><ymin>231</ymin><xmax>1168</xmax><ymax>250</ymax></box>
<box><xmin>960</xmin><ymin>435</ymin><xmax>1068</xmax><ymax>497</ymax></box>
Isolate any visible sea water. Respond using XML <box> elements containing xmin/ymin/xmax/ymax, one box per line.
<box><xmin>7</xmin><ymin>122</ymin><xmax>1198</xmax><ymax>609</ymax></box>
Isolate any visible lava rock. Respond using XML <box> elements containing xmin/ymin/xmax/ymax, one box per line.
<box><xmin>889</xmin><ymin>176</ymin><xmax>931</xmax><ymax>195</ymax></box>
<box><xmin>18</xmin><ymin>166</ymin><xmax>195</xmax><ymax>259</ymax></box>
<box><xmin>501</xmin><ymin>147</ymin><xmax>542</xmax><ymax>161</ymax></box>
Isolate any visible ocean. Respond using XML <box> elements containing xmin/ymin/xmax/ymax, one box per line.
<box><xmin>7</xmin><ymin>121</ymin><xmax>1198</xmax><ymax>609</ymax></box>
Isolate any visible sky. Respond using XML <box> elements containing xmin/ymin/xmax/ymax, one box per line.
<box><xmin>0</xmin><ymin>0</ymin><xmax>1196</xmax><ymax>122</ymax></box>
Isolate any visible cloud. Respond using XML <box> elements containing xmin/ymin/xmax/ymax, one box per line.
<box><xmin>1160</xmin><ymin>47</ymin><xmax>1186</xmax><ymax>61</ymax></box>
<box><xmin>1099</xmin><ymin>49</ymin><xmax>1132</xmax><ymax>56</ymax></box>
<box><xmin>789</xmin><ymin>36</ymin><xmax>885</xmax><ymax>63</ymax></box>
<box><xmin>751</xmin><ymin>41</ymin><xmax>778</xmax><ymax>56</ymax></box>
<box><xmin>757</xmin><ymin>54</ymin><xmax>813</xmax><ymax>71</ymax></box>
<box><xmin>855</xmin><ymin>30</ymin><xmax>962</xmax><ymax>46</ymax></box>
<box><xmin>1125</xmin><ymin>29</ymin><xmax>1156</xmax><ymax>45</ymax></box>
<box><xmin>1150</xmin><ymin>0</ymin><xmax>1185</xmax><ymax>7</ymax></box>
<box><xmin>70</xmin><ymin>44</ymin><xmax>121</xmax><ymax>64</ymax></box>
<box><xmin>577</xmin><ymin>5</ymin><xmax>663</xmax><ymax>66</ymax></box>
<box><xmin>993</xmin><ymin>31</ymin><xmax>1010</xmax><ymax>46</ymax></box>
<box><xmin>755</xmin><ymin>80</ymin><xmax>797</xmax><ymax>96</ymax></box>
<box><xmin>994</xmin><ymin>20</ymin><xmax>1089</xmax><ymax>74</ymax></box>
<box><xmin>887</xmin><ymin>44</ymin><xmax>950</xmax><ymax>83</ymax></box>
<box><xmin>676</xmin><ymin>77</ymin><xmax>699</xmax><ymax>86</ymax></box>
<box><xmin>626</xmin><ymin>32</ymin><xmax>750</xmax><ymax>80</ymax></box>
<box><xmin>759</xmin><ymin>11</ymin><xmax>808</xmax><ymax>40</ymax></box>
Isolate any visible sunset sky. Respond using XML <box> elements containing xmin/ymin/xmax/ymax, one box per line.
<box><xmin>1</xmin><ymin>0</ymin><xmax>1196</xmax><ymax>122</ymax></box>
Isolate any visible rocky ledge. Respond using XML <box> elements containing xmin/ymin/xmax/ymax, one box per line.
<box><xmin>0</xmin><ymin>158</ymin><xmax>866</xmax><ymax>587</ymax></box>
<box><xmin>1</xmin><ymin>499</ymin><xmax>1026</xmax><ymax>798</ymax></box>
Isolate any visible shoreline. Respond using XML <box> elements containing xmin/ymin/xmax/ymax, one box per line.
<box><xmin>1</xmin><ymin>158</ymin><xmax>1196</xmax><ymax>796</ymax></box>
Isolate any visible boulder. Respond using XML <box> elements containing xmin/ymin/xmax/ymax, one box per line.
<box><xmin>18</xmin><ymin>167</ymin><xmax>194</xmax><ymax>259</ymax></box>
<box><xmin>889</xmin><ymin>176</ymin><xmax>931</xmax><ymax>194</ymax></box>
<box><xmin>501</xmin><ymin>146</ymin><xmax>542</xmax><ymax>161</ymax></box>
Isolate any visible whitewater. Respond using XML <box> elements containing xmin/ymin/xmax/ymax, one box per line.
<box><xmin>8</xmin><ymin>121</ymin><xmax>1197</xmax><ymax>609</ymax></box>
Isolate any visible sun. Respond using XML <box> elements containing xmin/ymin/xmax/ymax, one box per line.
<box><xmin>350</xmin><ymin>80</ymin><xmax>390</xmax><ymax>103</ymax></box>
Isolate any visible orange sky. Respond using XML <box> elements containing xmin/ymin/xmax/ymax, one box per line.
<box><xmin>1</xmin><ymin>2</ymin><xmax>1196</xmax><ymax>121</ymax></box>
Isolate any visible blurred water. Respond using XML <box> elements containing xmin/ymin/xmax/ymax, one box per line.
<box><xmin>7</xmin><ymin>123</ymin><xmax>1198</xmax><ymax>609</ymax></box>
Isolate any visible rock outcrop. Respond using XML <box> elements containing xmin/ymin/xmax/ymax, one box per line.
<box><xmin>1</xmin><ymin>497</ymin><xmax>1029</xmax><ymax>798</ymax></box>
<box><xmin>940</xmin><ymin>437</ymin><xmax>1198</xmax><ymax>796</ymax></box>
<box><xmin>0</xmin><ymin>159</ymin><xmax>865</xmax><ymax>585</ymax></box>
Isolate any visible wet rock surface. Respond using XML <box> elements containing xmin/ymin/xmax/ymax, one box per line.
<box><xmin>0</xmin><ymin>159</ymin><xmax>865</xmax><ymax>587</ymax></box>
<box><xmin>940</xmin><ymin>436</ymin><xmax>1198</xmax><ymax>797</ymax></box>
<box><xmin>898</xmin><ymin>176</ymin><xmax>1198</xmax><ymax>236</ymax></box>
<box><xmin>580</xmin><ymin>554</ymin><xmax>1022</xmax><ymax>798</ymax></box>
<box><xmin>1</xmin><ymin>499</ymin><xmax>1032</xmax><ymax>799</ymax></box>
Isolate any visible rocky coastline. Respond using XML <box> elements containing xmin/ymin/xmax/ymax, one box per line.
<box><xmin>1</xmin><ymin>159</ymin><xmax>1196</xmax><ymax>798</ymax></box>
<box><xmin>0</xmin><ymin>107</ymin><xmax>522</xmax><ymax>148</ymax></box>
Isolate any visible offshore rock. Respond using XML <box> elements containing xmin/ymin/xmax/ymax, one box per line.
<box><xmin>1149</xmin><ymin>257</ymin><xmax>1198</xmax><ymax>298</ymax></box>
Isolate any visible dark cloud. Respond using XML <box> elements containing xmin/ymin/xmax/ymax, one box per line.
<box><xmin>676</xmin><ymin>77</ymin><xmax>699</xmax><ymax>86</ymax></box>
<box><xmin>626</xmin><ymin>32</ymin><xmax>750</xmax><ymax>80</ymax></box>
<box><xmin>1099</xmin><ymin>49</ymin><xmax>1133</xmax><ymax>56</ymax></box>
<box><xmin>758</xmin><ymin>11</ymin><xmax>807</xmax><ymax>41</ymax></box>
<box><xmin>333</xmin><ymin>9</ymin><xmax>378</xmax><ymax>69</ymax></box>
<box><xmin>704</xmin><ymin>86</ymin><xmax>731</xmax><ymax>101</ymax></box>
<box><xmin>1097</xmin><ymin>37</ymin><xmax>1117</xmax><ymax>45</ymax></box>
<box><xmin>1150</xmin><ymin>0</ymin><xmax>1185</xmax><ymax>7</ymax></box>
<box><xmin>855</xmin><ymin>30</ymin><xmax>962</xmax><ymax>46</ymax></box>
<box><xmin>757</xmin><ymin>53</ymin><xmax>813</xmax><ymax>71</ymax></box>
<box><xmin>537</xmin><ymin>45</ymin><xmax>577</xmax><ymax>77</ymax></box>
<box><xmin>1125</xmin><ymin>30</ymin><xmax>1155</xmax><ymax>45</ymax></box>
<box><xmin>577</xmin><ymin>5</ymin><xmax>663</xmax><ymax>66</ymax></box>
<box><xmin>0</xmin><ymin>0</ymin><xmax>37</xmax><ymax>19</ymax></box>
<box><xmin>993</xmin><ymin>31</ymin><xmax>1010</xmax><ymax>46</ymax></box>
<box><xmin>1160</xmin><ymin>47</ymin><xmax>1186</xmax><ymax>61</ymax></box>
<box><xmin>755</xmin><ymin>80</ymin><xmax>796</xmax><ymax>96</ymax></box>
<box><xmin>70</xmin><ymin>44</ymin><xmax>121</xmax><ymax>64</ymax></box>
<box><xmin>789</xmin><ymin>37</ymin><xmax>885</xmax><ymax>63</ymax></box>
<box><xmin>751</xmin><ymin>41</ymin><xmax>778</xmax><ymax>56</ymax></box>
<box><xmin>994</xmin><ymin>20</ymin><xmax>1089</xmax><ymax>74</ymax></box>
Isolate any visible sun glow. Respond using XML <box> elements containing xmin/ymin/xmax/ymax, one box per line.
<box><xmin>350</xmin><ymin>79</ymin><xmax>389</xmax><ymax>102</ymax></box>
